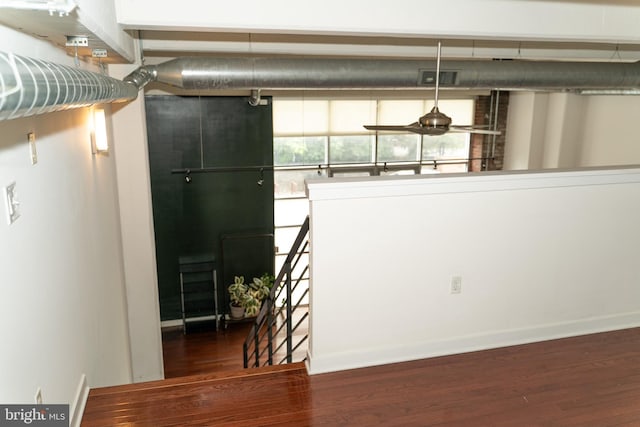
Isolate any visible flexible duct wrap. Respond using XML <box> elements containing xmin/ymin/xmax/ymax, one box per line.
<box><xmin>0</xmin><ymin>51</ymin><xmax>137</xmax><ymax>121</ymax></box>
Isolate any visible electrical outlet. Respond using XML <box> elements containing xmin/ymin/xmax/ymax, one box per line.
<box><xmin>450</xmin><ymin>276</ymin><xmax>462</xmax><ymax>294</ymax></box>
<box><xmin>35</xmin><ymin>388</ymin><xmax>42</xmax><ymax>404</ymax></box>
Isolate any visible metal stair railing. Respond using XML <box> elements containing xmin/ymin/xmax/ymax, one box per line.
<box><xmin>243</xmin><ymin>216</ymin><xmax>310</xmax><ymax>368</ymax></box>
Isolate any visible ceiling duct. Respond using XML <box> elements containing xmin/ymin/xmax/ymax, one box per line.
<box><xmin>4</xmin><ymin>53</ymin><xmax>639</xmax><ymax>122</ymax></box>
<box><xmin>125</xmin><ymin>57</ymin><xmax>640</xmax><ymax>92</ymax></box>
<box><xmin>0</xmin><ymin>51</ymin><xmax>138</xmax><ymax>121</ymax></box>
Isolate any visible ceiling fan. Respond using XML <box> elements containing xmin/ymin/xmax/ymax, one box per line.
<box><xmin>364</xmin><ymin>42</ymin><xmax>501</xmax><ymax>136</ymax></box>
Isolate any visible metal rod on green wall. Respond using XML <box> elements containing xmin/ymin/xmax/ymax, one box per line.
<box><xmin>170</xmin><ymin>155</ymin><xmax>502</xmax><ymax>176</ymax></box>
<box><xmin>171</xmin><ymin>165</ymin><xmax>275</xmax><ymax>174</ymax></box>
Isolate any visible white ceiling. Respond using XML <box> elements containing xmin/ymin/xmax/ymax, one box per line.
<box><xmin>2</xmin><ymin>0</ymin><xmax>640</xmax><ymax>66</ymax></box>
<box><xmin>139</xmin><ymin>31</ymin><xmax>640</xmax><ymax>63</ymax></box>
<box><xmin>120</xmin><ymin>0</ymin><xmax>640</xmax><ymax>63</ymax></box>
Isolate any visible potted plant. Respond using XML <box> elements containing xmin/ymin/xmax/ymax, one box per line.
<box><xmin>259</xmin><ymin>272</ymin><xmax>275</xmax><ymax>291</ymax></box>
<box><xmin>249</xmin><ymin>277</ymin><xmax>270</xmax><ymax>299</ymax></box>
<box><xmin>242</xmin><ymin>276</ymin><xmax>269</xmax><ymax>316</ymax></box>
<box><xmin>228</xmin><ymin>273</ymin><xmax>277</xmax><ymax>319</ymax></box>
<box><xmin>242</xmin><ymin>290</ymin><xmax>261</xmax><ymax>317</ymax></box>
<box><xmin>228</xmin><ymin>276</ymin><xmax>248</xmax><ymax>319</ymax></box>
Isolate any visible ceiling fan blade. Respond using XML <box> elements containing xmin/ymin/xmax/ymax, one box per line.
<box><xmin>374</xmin><ymin>121</ymin><xmax>448</xmax><ymax>136</ymax></box>
<box><xmin>449</xmin><ymin>126</ymin><xmax>501</xmax><ymax>135</ymax></box>
<box><xmin>452</xmin><ymin>124</ymin><xmax>493</xmax><ymax>129</ymax></box>
<box><xmin>408</xmin><ymin>127</ymin><xmax>448</xmax><ymax>136</ymax></box>
<box><xmin>364</xmin><ymin>124</ymin><xmax>416</xmax><ymax>132</ymax></box>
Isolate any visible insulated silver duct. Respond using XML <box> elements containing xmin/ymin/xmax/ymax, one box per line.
<box><xmin>0</xmin><ymin>51</ymin><xmax>138</xmax><ymax>121</ymax></box>
<box><xmin>125</xmin><ymin>56</ymin><xmax>640</xmax><ymax>92</ymax></box>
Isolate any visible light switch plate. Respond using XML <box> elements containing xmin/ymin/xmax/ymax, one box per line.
<box><xmin>3</xmin><ymin>182</ymin><xmax>20</xmax><ymax>225</ymax></box>
<box><xmin>450</xmin><ymin>276</ymin><xmax>462</xmax><ymax>294</ymax></box>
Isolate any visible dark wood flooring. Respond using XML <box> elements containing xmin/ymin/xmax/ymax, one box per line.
<box><xmin>83</xmin><ymin>327</ymin><xmax>640</xmax><ymax>426</ymax></box>
<box><xmin>162</xmin><ymin>307</ymin><xmax>309</xmax><ymax>377</ymax></box>
<box><xmin>162</xmin><ymin>320</ymin><xmax>254</xmax><ymax>377</ymax></box>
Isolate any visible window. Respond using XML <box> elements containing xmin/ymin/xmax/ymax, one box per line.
<box><xmin>272</xmin><ymin>97</ymin><xmax>476</xmax><ymax>295</ymax></box>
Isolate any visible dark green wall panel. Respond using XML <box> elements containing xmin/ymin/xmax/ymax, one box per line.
<box><xmin>200</xmin><ymin>98</ymin><xmax>273</xmax><ymax>167</ymax></box>
<box><xmin>145</xmin><ymin>96</ymin><xmax>274</xmax><ymax>321</ymax></box>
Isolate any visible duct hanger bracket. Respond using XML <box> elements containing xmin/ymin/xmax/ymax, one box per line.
<box><xmin>66</xmin><ymin>36</ymin><xmax>88</xmax><ymax>47</ymax></box>
<box><xmin>92</xmin><ymin>49</ymin><xmax>108</xmax><ymax>58</ymax></box>
<box><xmin>248</xmin><ymin>89</ymin><xmax>268</xmax><ymax>107</ymax></box>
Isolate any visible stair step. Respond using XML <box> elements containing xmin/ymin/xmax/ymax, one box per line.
<box><xmin>82</xmin><ymin>362</ymin><xmax>310</xmax><ymax>425</ymax></box>
<box><xmin>88</xmin><ymin>362</ymin><xmax>307</xmax><ymax>397</ymax></box>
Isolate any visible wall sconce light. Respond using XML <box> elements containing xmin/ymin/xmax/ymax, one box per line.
<box><xmin>257</xmin><ymin>167</ymin><xmax>264</xmax><ymax>186</ymax></box>
<box><xmin>91</xmin><ymin>108</ymin><xmax>109</xmax><ymax>154</ymax></box>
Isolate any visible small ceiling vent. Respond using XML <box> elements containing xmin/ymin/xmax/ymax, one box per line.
<box><xmin>419</xmin><ymin>70</ymin><xmax>458</xmax><ymax>86</ymax></box>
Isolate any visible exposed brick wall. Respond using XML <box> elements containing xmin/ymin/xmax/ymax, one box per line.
<box><xmin>469</xmin><ymin>91</ymin><xmax>509</xmax><ymax>172</ymax></box>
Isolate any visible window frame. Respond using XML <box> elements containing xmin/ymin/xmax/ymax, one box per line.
<box><xmin>272</xmin><ymin>97</ymin><xmax>476</xmax><ymax>303</ymax></box>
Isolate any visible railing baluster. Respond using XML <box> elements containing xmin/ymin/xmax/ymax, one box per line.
<box><xmin>285</xmin><ymin>262</ymin><xmax>293</xmax><ymax>364</ymax></box>
<box><xmin>267</xmin><ymin>295</ymin><xmax>273</xmax><ymax>365</ymax></box>
<box><xmin>243</xmin><ymin>341</ymin><xmax>249</xmax><ymax>369</ymax></box>
<box><xmin>254</xmin><ymin>324</ymin><xmax>260</xmax><ymax>367</ymax></box>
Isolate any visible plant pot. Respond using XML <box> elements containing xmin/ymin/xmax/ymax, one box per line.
<box><xmin>229</xmin><ymin>304</ymin><xmax>245</xmax><ymax>319</ymax></box>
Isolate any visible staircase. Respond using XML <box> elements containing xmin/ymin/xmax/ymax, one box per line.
<box><xmin>243</xmin><ymin>216</ymin><xmax>310</xmax><ymax>368</ymax></box>
<box><xmin>84</xmin><ymin>239</ymin><xmax>313</xmax><ymax>424</ymax></box>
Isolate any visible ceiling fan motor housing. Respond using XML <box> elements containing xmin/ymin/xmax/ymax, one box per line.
<box><xmin>419</xmin><ymin>106</ymin><xmax>452</xmax><ymax>134</ymax></box>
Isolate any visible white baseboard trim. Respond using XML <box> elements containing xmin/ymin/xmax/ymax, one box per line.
<box><xmin>160</xmin><ymin>319</ymin><xmax>183</xmax><ymax>328</ymax></box>
<box><xmin>161</xmin><ymin>315</ymin><xmax>221</xmax><ymax>329</ymax></box>
<box><xmin>306</xmin><ymin>311</ymin><xmax>640</xmax><ymax>375</ymax></box>
<box><xmin>70</xmin><ymin>374</ymin><xmax>89</xmax><ymax>427</ymax></box>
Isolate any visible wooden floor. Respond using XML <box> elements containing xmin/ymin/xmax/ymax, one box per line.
<box><xmin>83</xmin><ymin>327</ymin><xmax>640</xmax><ymax>426</ymax></box>
<box><xmin>162</xmin><ymin>321</ymin><xmax>254</xmax><ymax>377</ymax></box>
<box><xmin>162</xmin><ymin>308</ymin><xmax>309</xmax><ymax>377</ymax></box>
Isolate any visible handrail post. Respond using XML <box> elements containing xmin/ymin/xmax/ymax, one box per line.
<box><xmin>243</xmin><ymin>342</ymin><xmax>248</xmax><ymax>369</ymax></box>
<box><xmin>254</xmin><ymin>325</ymin><xmax>260</xmax><ymax>367</ymax></box>
<box><xmin>286</xmin><ymin>262</ymin><xmax>293</xmax><ymax>363</ymax></box>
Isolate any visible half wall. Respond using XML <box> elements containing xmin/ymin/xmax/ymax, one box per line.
<box><xmin>306</xmin><ymin>166</ymin><xmax>640</xmax><ymax>374</ymax></box>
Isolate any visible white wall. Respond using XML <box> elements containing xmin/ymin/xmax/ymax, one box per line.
<box><xmin>504</xmin><ymin>92</ymin><xmax>640</xmax><ymax>171</ymax></box>
<box><xmin>306</xmin><ymin>167</ymin><xmax>640</xmax><ymax>374</ymax></box>
<box><xmin>109</xmin><ymin>63</ymin><xmax>164</xmax><ymax>383</ymax></box>
<box><xmin>0</xmin><ymin>24</ymin><xmax>131</xmax><ymax>420</ymax></box>
<box><xmin>578</xmin><ymin>96</ymin><xmax>640</xmax><ymax>167</ymax></box>
<box><xmin>510</xmin><ymin>92</ymin><xmax>550</xmax><ymax>170</ymax></box>
<box><xmin>540</xmin><ymin>93</ymin><xmax>584</xmax><ymax>169</ymax></box>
